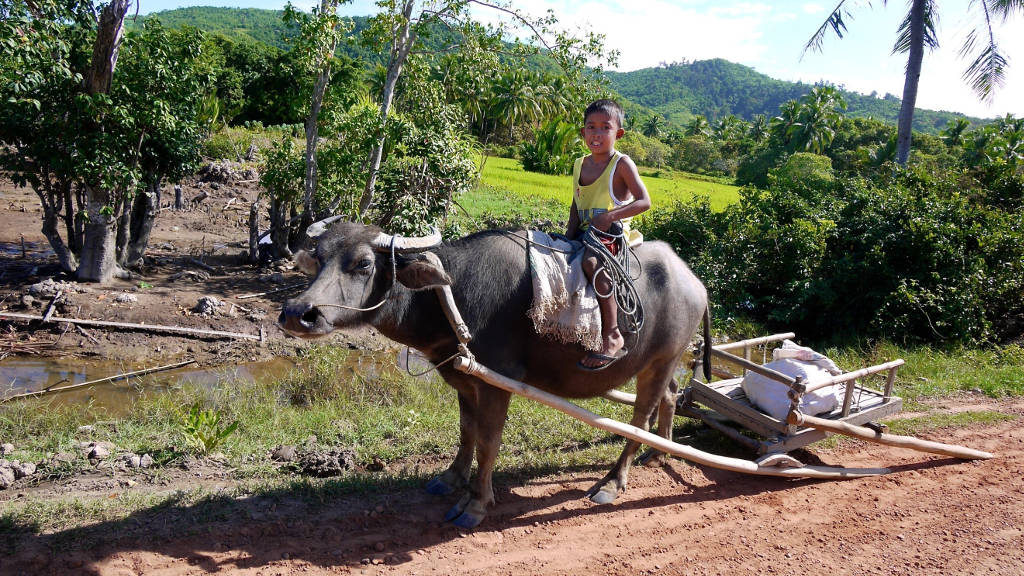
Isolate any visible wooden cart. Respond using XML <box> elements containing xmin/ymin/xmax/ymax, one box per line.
<box><xmin>679</xmin><ymin>332</ymin><xmax>905</xmax><ymax>457</ymax></box>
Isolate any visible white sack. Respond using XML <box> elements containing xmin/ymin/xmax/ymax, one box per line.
<box><xmin>740</xmin><ymin>341</ymin><xmax>844</xmax><ymax>421</ymax></box>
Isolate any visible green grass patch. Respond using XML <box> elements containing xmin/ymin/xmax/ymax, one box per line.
<box><xmin>464</xmin><ymin>156</ymin><xmax>741</xmax><ymax>228</ymax></box>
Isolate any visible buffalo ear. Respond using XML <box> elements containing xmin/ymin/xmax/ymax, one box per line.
<box><xmin>294</xmin><ymin>250</ymin><xmax>320</xmax><ymax>276</ymax></box>
<box><xmin>396</xmin><ymin>252</ymin><xmax>451</xmax><ymax>290</ymax></box>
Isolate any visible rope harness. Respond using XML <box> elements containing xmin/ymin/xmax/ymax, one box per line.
<box><xmin>315</xmin><ymin>236</ymin><xmax>398</xmax><ymax>313</ymax></box>
<box><xmin>580</xmin><ymin>225</ymin><xmax>645</xmax><ymax>341</ymax></box>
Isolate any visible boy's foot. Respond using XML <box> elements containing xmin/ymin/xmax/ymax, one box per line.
<box><xmin>577</xmin><ymin>349</ymin><xmax>628</xmax><ymax>372</ymax></box>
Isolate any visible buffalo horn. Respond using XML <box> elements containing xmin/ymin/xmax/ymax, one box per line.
<box><xmin>305</xmin><ymin>215</ymin><xmax>345</xmax><ymax>239</ymax></box>
<box><xmin>372</xmin><ymin>229</ymin><xmax>443</xmax><ymax>252</ymax></box>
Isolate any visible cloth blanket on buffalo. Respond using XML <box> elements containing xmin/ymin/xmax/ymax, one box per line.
<box><xmin>740</xmin><ymin>340</ymin><xmax>845</xmax><ymax>421</ymax></box>
<box><xmin>525</xmin><ymin>230</ymin><xmax>602</xmax><ymax>352</ymax></box>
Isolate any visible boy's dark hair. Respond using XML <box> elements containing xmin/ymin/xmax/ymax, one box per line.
<box><xmin>584</xmin><ymin>99</ymin><xmax>624</xmax><ymax>128</ymax></box>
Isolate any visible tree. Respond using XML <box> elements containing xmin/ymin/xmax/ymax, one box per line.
<box><xmin>941</xmin><ymin>117</ymin><xmax>971</xmax><ymax>147</ymax></box>
<box><xmin>0</xmin><ymin>0</ymin><xmax>208</xmax><ymax>281</ymax></box>
<box><xmin>804</xmin><ymin>0</ymin><xmax>1023</xmax><ymax>165</ymax></box>
<box><xmin>641</xmin><ymin>114</ymin><xmax>666</xmax><ymax>138</ymax></box>
<box><xmin>354</xmin><ymin>0</ymin><xmax>614</xmax><ymax>218</ymax></box>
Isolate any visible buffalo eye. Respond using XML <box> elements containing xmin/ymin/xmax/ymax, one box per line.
<box><xmin>354</xmin><ymin>258</ymin><xmax>373</xmax><ymax>272</ymax></box>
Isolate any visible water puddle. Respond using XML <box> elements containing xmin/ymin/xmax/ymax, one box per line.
<box><xmin>0</xmin><ymin>349</ymin><xmax>404</xmax><ymax>413</ymax></box>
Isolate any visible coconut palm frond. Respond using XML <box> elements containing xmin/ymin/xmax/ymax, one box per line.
<box><xmin>988</xmin><ymin>0</ymin><xmax>1024</xmax><ymax>21</ymax></box>
<box><xmin>960</xmin><ymin>0</ymin><xmax>1010</xmax><ymax>102</ymax></box>
<box><xmin>962</xmin><ymin>44</ymin><xmax>1008</xmax><ymax>102</ymax></box>
<box><xmin>800</xmin><ymin>0</ymin><xmax>853</xmax><ymax>59</ymax></box>
<box><xmin>893</xmin><ymin>0</ymin><xmax>939</xmax><ymax>54</ymax></box>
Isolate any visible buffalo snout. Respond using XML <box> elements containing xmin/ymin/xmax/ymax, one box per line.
<box><xmin>279</xmin><ymin>299</ymin><xmax>332</xmax><ymax>337</ymax></box>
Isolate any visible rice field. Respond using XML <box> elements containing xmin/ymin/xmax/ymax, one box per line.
<box><xmin>466</xmin><ymin>155</ymin><xmax>741</xmax><ymax>220</ymax></box>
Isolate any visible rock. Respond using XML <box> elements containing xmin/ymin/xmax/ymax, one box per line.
<box><xmin>20</xmin><ymin>294</ymin><xmax>35</xmax><ymax>308</ymax></box>
<box><xmin>139</xmin><ymin>454</ymin><xmax>154</xmax><ymax>468</ymax></box>
<box><xmin>114</xmin><ymin>293</ymin><xmax>138</xmax><ymax>304</ymax></box>
<box><xmin>0</xmin><ymin>466</ymin><xmax>14</xmax><ymax>489</ymax></box>
<box><xmin>294</xmin><ymin>445</ymin><xmax>356</xmax><ymax>477</ymax></box>
<box><xmin>120</xmin><ymin>453</ymin><xmax>143</xmax><ymax>468</ymax></box>
<box><xmin>0</xmin><ymin>443</ymin><xmax>13</xmax><ymax>456</ymax></box>
<box><xmin>13</xmin><ymin>461</ymin><xmax>36</xmax><ymax>479</ymax></box>
<box><xmin>271</xmin><ymin>445</ymin><xmax>297</xmax><ymax>462</ymax></box>
<box><xmin>27</xmin><ymin>278</ymin><xmax>91</xmax><ymax>297</ymax></box>
<box><xmin>80</xmin><ymin>441</ymin><xmax>114</xmax><ymax>460</ymax></box>
<box><xmin>193</xmin><ymin>296</ymin><xmax>222</xmax><ymax>316</ymax></box>
<box><xmin>76</xmin><ymin>425</ymin><xmax>94</xmax><ymax>435</ymax></box>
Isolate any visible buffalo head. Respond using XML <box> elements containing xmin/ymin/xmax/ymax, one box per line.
<box><xmin>279</xmin><ymin>221</ymin><xmax>449</xmax><ymax>338</ymax></box>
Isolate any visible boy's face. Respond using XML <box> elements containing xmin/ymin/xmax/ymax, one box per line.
<box><xmin>582</xmin><ymin>110</ymin><xmax>625</xmax><ymax>156</ymax></box>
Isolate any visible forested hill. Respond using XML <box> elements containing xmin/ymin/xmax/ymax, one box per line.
<box><xmin>607</xmin><ymin>59</ymin><xmax>980</xmax><ymax>134</ymax></box>
<box><xmin>141</xmin><ymin>7</ymin><xmax>979</xmax><ymax>134</ymax></box>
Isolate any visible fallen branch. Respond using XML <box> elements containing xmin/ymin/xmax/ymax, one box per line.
<box><xmin>1</xmin><ymin>359</ymin><xmax>197</xmax><ymax>403</ymax></box>
<box><xmin>236</xmin><ymin>283</ymin><xmax>306</xmax><ymax>300</ymax></box>
<box><xmin>0</xmin><ymin>312</ymin><xmax>263</xmax><ymax>341</ymax></box>
<box><xmin>186</xmin><ymin>257</ymin><xmax>216</xmax><ymax>272</ymax></box>
<box><xmin>75</xmin><ymin>324</ymin><xmax>100</xmax><ymax>345</ymax></box>
<box><xmin>41</xmin><ymin>290</ymin><xmax>63</xmax><ymax>322</ymax></box>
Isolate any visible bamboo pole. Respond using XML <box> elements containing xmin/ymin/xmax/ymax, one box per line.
<box><xmin>714</xmin><ymin>333</ymin><xmax>795</xmax><ymax>352</ymax></box>
<box><xmin>789</xmin><ymin>411</ymin><xmax>994</xmax><ymax>460</ymax></box>
<box><xmin>1</xmin><ymin>359</ymin><xmax>197</xmax><ymax>403</ymax></box>
<box><xmin>710</xmin><ymin>348</ymin><xmax>797</xmax><ymax>386</ymax></box>
<box><xmin>454</xmin><ymin>356</ymin><xmax>889</xmax><ymax>479</ymax></box>
<box><xmin>803</xmin><ymin>360</ymin><xmax>905</xmax><ymax>394</ymax></box>
<box><xmin>0</xmin><ymin>312</ymin><xmax>262</xmax><ymax>341</ymax></box>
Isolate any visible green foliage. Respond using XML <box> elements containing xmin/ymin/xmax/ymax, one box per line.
<box><xmin>520</xmin><ymin>119</ymin><xmax>584</xmax><ymax>175</ymax></box>
<box><xmin>646</xmin><ymin>164</ymin><xmax>1024</xmax><ymax>346</ymax></box>
<box><xmin>616</xmin><ymin>131</ymin><xmax>671</xmax><ymax>168</ymax></box>
<box><xmin>768</xmin><ymin>153</ymin><xmax>834</xmax><ymax>191</ymax></box>
<box><xmin>179</xmin><ymin>403</ymin><xmax>239</xmax><ymax>455</ymax></box>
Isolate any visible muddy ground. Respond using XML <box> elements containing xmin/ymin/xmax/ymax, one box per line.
<box><xmin>1</xmin><ymin>172</ymin><xmax>1023</xmax><ymax>575</ymax></box>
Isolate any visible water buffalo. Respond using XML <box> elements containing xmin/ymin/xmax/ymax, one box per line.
<box><xmin>280</xmin><ymin>221</ymin><xmax>709</xmax><ymax>528</ymax></box>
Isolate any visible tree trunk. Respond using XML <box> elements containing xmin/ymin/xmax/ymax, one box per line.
<box><xmin>115</xmin><ymin>192</ymin><xmax>131</xmax><ymax>264</ymax></box>
<box><xmin>174</xmin><ymin>184</ymin><xmax>183</xmax><ymax>210</ymax></box>
<box><xmin>269</xmin><ymin>197</ymin><xmax>293</xmax><ymax>260</ymax></box>
<box><xmin>896</xmin><ymin>0</ymin><xmax>925</xmax><ymax>166</ymax></box>
<box><xmin>77</xmin><ymin>187</ymin><xmax>120</xmax><ymax>283</ymax></box>
<box><xmin>248</xmin><ymin>200</ymin><xmax>261</xmax><ymax>265</ymax></box>
<box><xmin>124</xmin><ymin>173</ymin><xmax>158</xmax><ymax>267</ymax></box>
<box><xmin>77</xmin><ymin>0</ymin><xmax>130</xmax><ymax>283</ymax></box>
<box><xmin>357</xmin><ymin>0</ymin><xmax>417</xmax><ymax>218</ymax></box>
<box><xmin>300</xmin><ymin>0</ymin><xmax>341</xmax><ymax>234</ymax></box>
<box><xmin>33</xmin><ymin>182</ymin><xmax>77</xmax><ymax>274</ymax></box>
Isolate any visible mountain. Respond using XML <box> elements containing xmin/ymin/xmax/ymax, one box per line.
<box><xmin>140</xmin><ymin>8</ymin><xmax>980</xmax><ymax>135</ymax></box>
<box><xmin>607</xmin><ymin>59</ymin><xmax>981</xmax><ymax>134</ymax></box>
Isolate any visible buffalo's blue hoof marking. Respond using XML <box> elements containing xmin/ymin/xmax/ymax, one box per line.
<box><xmin>451</xmin><ymin>511</ymin><xmax>484</xmax><ymax>529</ymax></box>
<box><xmin>589</xmin><ymin>488</ymin><xmax>617</xmax><ymax>505</ymax></box>
<box><xmin>425</xmin><ymin>476</ymin><xmax>454</xmax><ymax>496</ymax></box>
<box><xmin>443</xmin><ymin>503</ymin><xmax>465</xmax><ymax>522</ymax></box>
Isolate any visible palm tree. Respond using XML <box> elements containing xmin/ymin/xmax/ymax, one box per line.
<box><xmin>804</xmin><ymin>0</ymin><xmax>1023</xmax><ymax>165</ymax></box>
<box><xmin>685</xmin><ymin>115</ymin><xmax>710</xmax><ymax>137</ymax></box>
<box><xmin>748</xmin><ymin>114</ymin><xmax>770</xmax><ymax>143</ymax></box>
<box><xmin>941</xmin><ymin>117</ymin><xmax>971</xmax><ymax>147</ymax></box>
<box><xmin>642</xmin><ymin>114</ymin><xmax>666</xmax><ymax>138</ymax></box>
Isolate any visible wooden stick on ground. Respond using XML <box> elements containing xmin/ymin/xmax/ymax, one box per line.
<box><xmin>789</xmin><ymin>411</ymin><xmax>994</xmax><ymax>460</ymax></box>
<box><xmin>41</xmin><ymin>290</ymin><xmax>63</xmax><ymax>322</ymax></box>
<box><xmin>1</xmin><ymin>359</ymin><xmax>197</xmax><ymax>403</ymax></box>
<box><xmin>0</xmin><ymin>312</ymin><xmax>262</xmax><ymax>341</ymax></box>
<box><xmin>454</xmin><ymin>356</ymin><xmax>889</xmax><ymax>479</ymax></box>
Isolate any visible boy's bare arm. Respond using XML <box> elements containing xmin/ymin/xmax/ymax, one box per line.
<box><xmin>590</xmin><ymin>156</ymin><xmax>651</xmax><ymax>232</ymax></box>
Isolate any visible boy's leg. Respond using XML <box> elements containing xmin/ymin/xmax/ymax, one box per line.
<box><xmin>581</xmin><ymin>252</ymin><xmax>625</xmax><ymax>369</ymax></box>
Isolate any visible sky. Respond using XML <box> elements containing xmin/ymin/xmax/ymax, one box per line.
<box><xmin>136</xmin><ymin>0</ymin><xmax>1024</xmax><ymax>119</ymax></box>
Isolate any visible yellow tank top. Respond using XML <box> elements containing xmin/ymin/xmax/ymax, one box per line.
<box><xmin>572</xmin><ymin>151</ymin><xmax>644</xmax><ymax>246</ymax></box>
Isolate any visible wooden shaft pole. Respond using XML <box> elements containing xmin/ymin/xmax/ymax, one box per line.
<box><xmin>789</xmin><ymin>411</ymin><xmax>994</xmax><ymax>460</ymax></box>
<box><xmin>454</xmin><ymin>356</ymin><xmax>889</xmax><ymax>479</ymax></box>
<box><xmin>710</xmin><ymin>348</ymin><xmax>797</xmax><ymax>387</ymax></box>
<box><xmin>714</xmin><ymin>333</ymin><xmax>795</xmax><ymax>352</ymax></box>
<box><xmin>803</xmin><ymin>360</ymin><xmax>906</xmax><ymax>394</ymax></box>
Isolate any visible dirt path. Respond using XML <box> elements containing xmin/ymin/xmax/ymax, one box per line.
<box><xmin>4</xmin><ymin>402</ymin><xmax>1021</xmax><ymax>576</ymax></box>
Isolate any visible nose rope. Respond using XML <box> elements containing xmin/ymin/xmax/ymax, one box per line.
<box><xmin>310</xmin><ymin>236</ymin><xmax>398</xmax><ymax>313</ymax></box>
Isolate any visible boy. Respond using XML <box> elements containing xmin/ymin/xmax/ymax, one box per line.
<box><xmin>566</xmin><ymin>99</ymin><xmax>651</xmax><ymax>371</ymax></box>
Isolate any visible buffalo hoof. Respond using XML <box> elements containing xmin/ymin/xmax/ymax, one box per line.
<box><xmin>443</xmin><ymin>494</ymin><xmax>486</xmax><ymax>528</ymax></box>
<box><xmin>425</xmin><ymin>476</ymin><xmax>456</xmax><ymax>496</ymax></box>
<box><xmin>638</xmin><ymin>449</ymin><xmax>667</xmax><ymax>468</ymax></box>
<box><xmin>588</xmin><ymin>485</ymin><xmax>619</xmax><ymax>505</ymax></box>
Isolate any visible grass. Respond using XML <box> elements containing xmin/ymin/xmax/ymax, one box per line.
<box><xmin>461</xmin><ymin>155</ymin><xmax>741</xmax><ymax>227</ymax></box>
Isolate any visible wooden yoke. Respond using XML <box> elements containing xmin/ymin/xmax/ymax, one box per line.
<box><xmin>426</xmin><ymin>252</ymin><xmax>473</xmax><ymax>358</ymax></box>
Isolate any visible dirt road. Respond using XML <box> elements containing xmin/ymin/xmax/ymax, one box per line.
<box><xmin>5</xmin><ymin>401</ymin><xmax>1021</xmax><ymax>576</ymax></box>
